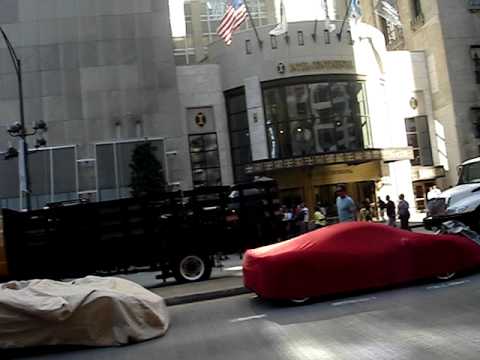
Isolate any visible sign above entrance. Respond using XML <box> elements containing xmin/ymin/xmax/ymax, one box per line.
<box><xmin>187</xmin><ymin>107</ymin><xmax>215</xmax><ymax>134</ymax></box>
<box><xmin>287</xmin><ymin>60</ymin><xmax>355</xmax><ymax>73</ymax></box>
<box><xmin>245</xmin><ymin>148</ymin><xmax>414</xmax><ymax>174</ymax></box>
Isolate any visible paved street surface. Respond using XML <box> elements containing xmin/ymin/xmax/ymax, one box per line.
<box><xmin>7</xmin><ymin>272</ymin><xmax>480</xmax><ymax>360</ymax></box>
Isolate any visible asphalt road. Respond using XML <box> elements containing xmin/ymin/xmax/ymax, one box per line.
<box><xmin>7</xmin><ymin>272</ymin><xmax>480</xmax><ymax>360</ymax></box>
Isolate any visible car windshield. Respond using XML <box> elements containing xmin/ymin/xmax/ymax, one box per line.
<box><xmin>459</xmin><ymin>162</ymin><xmax>480</xmax><ymax>184</ymax></box>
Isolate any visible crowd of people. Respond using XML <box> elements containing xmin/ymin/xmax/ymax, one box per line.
<box><xmin>279</xmin><ymin>185</ymin><xmax>414</xmax><ymax>240</ymax></box>
<box><xmin>335</xmin><ymin>185</ymin><xmax>412</xmax><ymax>230</ymax></box>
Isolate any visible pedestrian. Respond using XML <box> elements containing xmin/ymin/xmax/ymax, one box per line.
<box><xmin>335</xmin><ymin>185</ymin><xmax>356</xmax><ymax>222</ymax></box>
<box><xmin>426</xmin><ymin>185</ymin><xmax>442</xmax><ymax>215</ymax></box>
<box><xmin>313</xmin><ymin>206</ymin><xmax>327</xmax><ymax>229</ymax></box>
<box><xmin>427</xmin><ymin>185</ymin><xmax>441</xmax><ymax>200</ymax></box>
<box><xmin>377</xmin><ymin>196</ymin><xmax>386</xmax><ymax>221</ymax></box>
<box><xmin>297</xmin><ymin>202</ymin><xmax>309</xmax><ymax>233</ymax></box>
<box><xmin>360</xmin><ymin>198</ymin><xmax>372</xmax><ymax>222</ymax></box>
<box><xmin>397</xmin><ymin>194</ymin><xmax>411</xmax><ymax>231</ymax></box>
<box><xmin>386</xmin><ymin>195</ymin><xmax>396</xmax><ymax>227</ymax></box>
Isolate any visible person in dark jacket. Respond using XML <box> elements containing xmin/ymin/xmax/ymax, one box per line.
<box><xmin>377</xmin><ymin>197</ymin><xmax>386</xmax><ymax>221</ymax></box>
<box><xmin>386</xmin><ymin>195</ymin><xmax>396</xmax><ymax>227</ymax></box>
<box><xmin>397</xmin><ymin>194</ymin><xmax>411</xmax><ymax>231</ymax></box>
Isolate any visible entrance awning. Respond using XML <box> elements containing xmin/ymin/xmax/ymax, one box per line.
<box><xmin>245</xmin><ymin>147</ymin><xmax>414</xmax><ymax>175</ymax></box>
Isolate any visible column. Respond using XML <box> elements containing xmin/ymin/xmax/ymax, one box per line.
<box><xmin>244</xmin><ymin>76</ymin><xmax>269</xmax><ymax>161</ymax></box>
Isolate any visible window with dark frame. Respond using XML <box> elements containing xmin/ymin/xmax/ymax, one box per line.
<box><xmin>270</xmin><ymin>35</ymin><xmax>277</xmax><ymax>49</ymax></box>
<box><xmin>405</xmin><ymin>116</ymin><xmax>433</xmax><ymax>166</ymax></box>
<box><xmin>472</xmin><ymin>107</ymin><xmax>480</xmax><ymax>138</ymax></box>
<box><xmin>297</xmin><ymin>31</ymin><xmax>304</xmax><ymax>46</ymax></box>
<box><xmin>245</xmin><ymin>39</ymin><xmax>252</xmax><ymax>54</ymax></box>
<box><xmin>226</xmin><ymin>91</ymin><xmax>253</xmax><ymax>183</ymax></box>
<box><xmin>189</xmin><ymin>133</ymin><xmax>222</xmax><ymax>188</ymax></box>
<box><xmin>411</xmin><ymin>0</ymin><xmax>422</xmax><ymax>18</ymax></box>
<box><xmin>410</xmin><ymin>0</ymin><xmax>424</xmax><ymax>30</ymax></box>
<box><xmin>405</xmin><ymin>118</ymin><xmax>421</xmax><ymax>166</ymax></box>
<box><xmin>347</xmin><ymin>30</ymin><xmax>353</xmax><ymax>45</ymax></box>
<box><xmin>324</xmin><ymin>29</ymin><xmax>330</xmax><ymax>44</ymax></box>
<box><xmin>262</xmin><ymin>79</ymin><xmax>372</xmax><ymax>160</ymax></box>
<box><xmin>471</xmin><ymin>46</ymin><xmax>480</xmax><ymax>84</ymax></box>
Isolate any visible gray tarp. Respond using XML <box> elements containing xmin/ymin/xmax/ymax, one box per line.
<box><xmin>0</xmin><ymin>276</ymin><xmax>169</xmax><ymax>349</ymax></box>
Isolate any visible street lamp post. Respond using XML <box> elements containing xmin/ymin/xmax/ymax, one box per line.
<box><xmin>1</xmin><ymin>26</ymin><xmax>32</xmax><ymax>210</ymax></box>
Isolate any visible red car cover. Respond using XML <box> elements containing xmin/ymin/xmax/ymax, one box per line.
<box><xmin>243</xmin><ymin>222</ymin><xmax>480</xmax><ymax>300</ymax></box>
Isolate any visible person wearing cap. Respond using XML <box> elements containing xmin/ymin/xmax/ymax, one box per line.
<box><xmin>335</xmin><ymin>185</ymin><xmax>357</xmax><ymax>222</ymax></box>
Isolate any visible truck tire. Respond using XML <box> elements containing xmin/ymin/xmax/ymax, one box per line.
<box><xmin>173</xmin><ymin>254</ymin><xmax>212</xmax><ymax>283</ymax></box>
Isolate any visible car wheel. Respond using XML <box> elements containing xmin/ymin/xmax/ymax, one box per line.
<box><xmin>437</xmin><ymin>272</ymin><xmax>456</xmax><ymax>281</ymax></box>
<box><xmin>174</xmin><ymin>254</ymin><xmax>212</xmax><ymax>283</ymax></box>
<box><xmin>290</xmin><ymin>297</ymin><xmax>311</xmax><ymax>304</ymax></box>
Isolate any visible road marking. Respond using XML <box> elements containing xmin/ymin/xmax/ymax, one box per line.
<box><xmin>332</xmin><ymin>296</ymin><xmax>377</xmax><ymax>307</ymax></box>
<box><xmin>426</xmin><ymin>280</ymin><xmax>470</xmax><ymax>290</ymax></box>
<box><xmin>230</xmin><ymin>314</ymin><xmax>267</xmax><ymax>323</ymax></box>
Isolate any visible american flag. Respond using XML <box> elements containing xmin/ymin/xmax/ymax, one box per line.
<box><xmin>217</xmin><ymin>0</ymin><xmax>248</xmax><ymax>46</ymax></box>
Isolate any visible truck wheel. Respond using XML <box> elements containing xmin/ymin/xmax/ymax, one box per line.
<box><xmin>174</xmin><ymin>254</ymin><xmax>212</xmax><ymax>283</ymax></box>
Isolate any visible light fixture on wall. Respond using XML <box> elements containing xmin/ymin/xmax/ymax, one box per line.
<box><xmin>471</xmin><ymin>106</ymin><xmax>480</xmax><ymax>138</ymax></box>
<box><xmin>471</xmin><ymin>46</ymin><xmax>480</xmax><ymax>65</ymax></box>
<box><xmin>471</xmin><ymin>45</ymin><xmax>480</xmax><ymax>84</ymax></box>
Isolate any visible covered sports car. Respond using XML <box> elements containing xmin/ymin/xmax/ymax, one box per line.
<box><xmin>0</xmin><ymin>276</ymin><xmax>169</xmax><ymax>349</ymax></box>
<box><xmin>243</xmin><ymin>222</ymin><xmax>480</xmax><ymax>301</ymax></box>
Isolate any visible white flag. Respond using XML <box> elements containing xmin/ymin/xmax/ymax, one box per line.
<box><xmin>324</xmin><ymin>0</ymin><xmax>336</xmax><ymax>32</ymax></box>
<box><xmin>269</xmin><ymin>0</ymin><xmax>288</xmax><ymax>36</ymax></box>
<box><xmin>375</xmin><ymin>0</ymin><xmax>402</xmax><ymax>26</ymax></box>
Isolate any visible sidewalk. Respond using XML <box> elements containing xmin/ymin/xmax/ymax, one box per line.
<box><xmin>118</xmin><ymin>256</ymin><xmax>248</xmax><ymax>306</ymax></box>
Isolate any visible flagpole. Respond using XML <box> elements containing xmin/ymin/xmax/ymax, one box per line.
<box><xmin>336</xmin><ymin>0</ymin><xmax>353</xmax><ymax>41</ymax></box>
<box><xmin>244</xmin><ymin>0</ymin><xmax>263</xmax><ymax>48</ymax></box>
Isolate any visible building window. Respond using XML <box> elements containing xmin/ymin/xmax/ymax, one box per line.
<box><xmin>410</xmin><ymin>0</ymin><xmax>424</xmax><ymax>30</ymax></box>
<box><xmin>324</xmin><ymin>29</ymin><xmax>330</xmax><ymax>44</ymax></box>
<box><xmin>411</xmin><ymin>0</ymin><xmax>422</xmax><ymax>18</ymax></box>
<box><xmin>405</xmin><ymin>116</ymin><xmax>433</xmax><ymax>166</ymax></box>
<box><xmin>226</xmin><ymin>90</ymin><xmax>252</xmax><ymax>182</ymax></box>
<box><xmin>472</xmin><ymin>107</ymin><xmax>480</xmax><ymax>138</ymax></box>
<box><xmin>262</xmin><ymin>79</ymin><xmax>372</xmax><ymax>160</ymax></box>
<box><xmin>297</xmin><ymin>31</ymin><xmax>304</xmax><ymax>46</ymax></box>
<box><xmin>189</xmin><ymin>133</ymin><xmax>222</xmax><ymax>188</ymax></box>
<box><xmin>471</xmin><ymin>46</ymin><xmax>480</xmax><ymax>84</ymax></box>
<box><xmin>270</xmin><ymin>35</ymin><xmax>277</xmax><ymax>49</ymax></box>
<box><xmin>245</xmin><ymin>39</ymin><xmax>252</xmax><ymax>54</ymax></box>
<box><xmin>347</xmin><ymin>30</ymin><xmax>353</xmax><ymax>45</ymax></box>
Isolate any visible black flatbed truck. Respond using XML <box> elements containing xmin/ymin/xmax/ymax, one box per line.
<box><xmin>1</xmin><ymin>180</ymin><xmax>281</xmax><ymax>283</ymax></box>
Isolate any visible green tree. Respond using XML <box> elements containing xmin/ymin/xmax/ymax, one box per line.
<box><xmin>129</xmin><ymin>142</ymin><xmax>165</xmax><ymax>198</ymax></box>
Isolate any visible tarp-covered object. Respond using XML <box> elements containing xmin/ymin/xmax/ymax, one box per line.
<box><xmin>243</xmin><ymin>222</ymin><xmax>480</xmax><ymax>300</ymax></box>
<box><xmin>0</xmin><ymin>276</ymin><xmax>169</xmax><ymax>349</ymax></box>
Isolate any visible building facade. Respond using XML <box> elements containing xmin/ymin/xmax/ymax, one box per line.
<box><xmin>363</xmin><ymin>0</ymin><xmax>480</xmax><ymax>193</ymax></box>
<box><xmin>0</xmin><ymin>0</ymin><xmax>193</xmax><ymax>208</ymax></box>
<box><xmin>0</xmin><ymin>0</ymin><xmax>466</xmax><ymax>216</ymax></box>
<box><xmin>195</xmin><ymin>18</ymin><xmax>426</xmax><ymax>215</ymax></box>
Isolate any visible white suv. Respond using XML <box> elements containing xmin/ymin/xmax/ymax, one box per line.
<box><xmin>424</xmin><ymin>157</ymin><xmax>480</xmax><ymax>231</ymax></box>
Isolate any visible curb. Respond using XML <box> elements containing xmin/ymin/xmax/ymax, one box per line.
<box><xmin>164</xmin><ymin>286</ymin><xmax>251</xmax><ymax>306</ymax></box>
